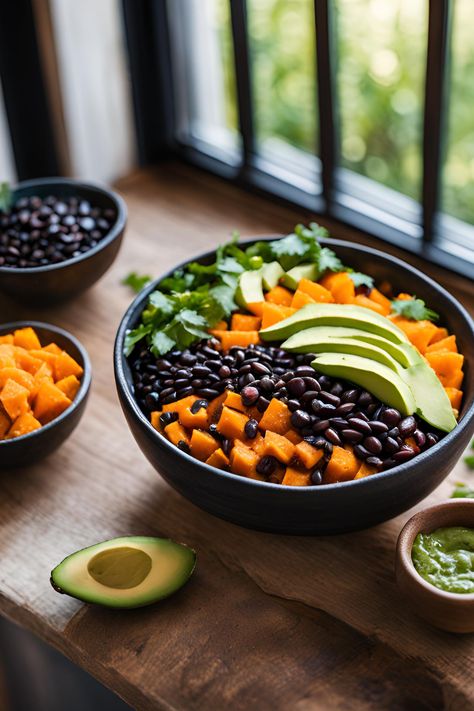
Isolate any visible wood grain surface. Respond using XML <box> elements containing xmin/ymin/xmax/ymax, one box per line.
<box><xmin>0</xmin><ymin>164</ymin><xmax>473</xmax><ymax>711</ymax></box>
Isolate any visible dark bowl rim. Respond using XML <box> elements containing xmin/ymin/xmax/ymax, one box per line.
<box><xmin>0</xmin><ymin>320</ymin><xmax>92</xmax><ymax>446</ymax></box>
<box><xmin>396</xmin><ymin>499</ymin><xmax>474</xmax><ymax>602</ymax></box>
<box><xmin>114</xmin><ymin>235</ymin><xmax>474</xmax><ymax>494</ymax></box>
<box><xmin>0</xmin><ymin>177</ymin><xmax>127</xmax><ymax>275</ymax></box>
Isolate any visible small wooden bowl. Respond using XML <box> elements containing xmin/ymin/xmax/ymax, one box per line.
<box><xmin>396</xmin><ymin>500</ymin><xmax>474</xmax><ymax>633</ymax></box>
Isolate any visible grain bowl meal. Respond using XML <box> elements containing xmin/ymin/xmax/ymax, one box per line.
<box><xmin>124</xmin><ymin>224</ymin><xmax>465</xmax><ymax>487</ymax></box>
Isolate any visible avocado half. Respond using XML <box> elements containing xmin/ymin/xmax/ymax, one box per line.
<box><xmin>50</xmin><ymin>536</ymin><xmax>196</xmax><ymax>608</ymax></box>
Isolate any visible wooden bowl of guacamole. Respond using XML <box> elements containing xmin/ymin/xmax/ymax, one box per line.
<box><xmin>396</xmin><ymin>499</ymin><xmax>474</xmax><ymax>633</ymax></box>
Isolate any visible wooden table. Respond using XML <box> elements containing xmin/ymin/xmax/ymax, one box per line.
<box><xmin>1</xmin><ymin>164</ymin><xmax>473</xmax><ymax>711</ymax></box>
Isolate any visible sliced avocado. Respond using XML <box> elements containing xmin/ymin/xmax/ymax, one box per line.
<box><xmin>281</xmin><ymin>263</ymin><xmax>319</xmax><ymax>290</ymax></box>
<box><xmin>311</xmin><ymin>353</ymin><xmax>416</xmax><ymax>416</ymax></box>
<box><xmin>260</xmin><ymin>303</ymin><xmax>409</xmax><ymax>344</ymax></box>
<box><xmin>262</xmin><ymin>261</ymin><xmax>285</xmax><ymax>290</ymax></box>
<box><xmin>235</xmin><ymin>269</ymin><xmax>264</xmax><ymax>309</ymax></box>
<box><xmin>50</xmin><ymin>536</ymin><xmax>196</xmax><ymax>609</ymax></box>
<box><xmin>404</xmin><ymin>362</ymin><xmax>457</xmax><ymax>432</ymax></box>
<box><xmin>281</xmin><ymin>326</ymin><xmax>419</xmax><ymax>368</ymax></box>
<box><xmin>286</xmin><ymin>336</ymin><xmax>405</xmax><ymax>374</ymax></box>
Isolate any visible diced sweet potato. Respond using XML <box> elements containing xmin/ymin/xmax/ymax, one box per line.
<box><xmin>297</xmin><ymin>278</ymin><xmax>334</xmax><ymax>303</ymax></box>
<box><xmin>0</xmin><ymin>367</ymin><xmax>34</xmax><ymax>393</ymax></box>
<box><xmin>53</xmin><ymin>351</ymin><xmax>84</xmax><ymax>381</ymax></box>
<box><xmin>369</xmin><ymin>288</ymin><xmax>391</xmax><ymax>315</ymax></box>
<box><xmin>354</xmin><ymin>294</ymin><xmax>386</xmax><ymax>316</ymax></box>
<box><xmin>190</xmin><ymin>430</ymin><xmax>219</xmax><ymax>461</ymax></box>
<box><xmin>261</xmin><ymin>303</ymin><xmax>297</xmax><ymax>329</ymax></box>
<box><xmin>31</xmin><ymin>362</ymin><xmax>54</xmax><ymax>399</ymax></box>
<box><xmin>246</xmin><ymin>302</ymin><xmax>264</xmax><ymax>316</ymax></box>
<box><xmin>231</xmin><ymin>313</ymin><xmax>261</xmax><ymax>331</ymax></box>
<box><xmin>249</xmin><ymin>432</ymin><xmax>265</xmax><ymax>456</ymax></box>
<box><xmin>324</xmin><ymin>445</ymin><xmax>360</xmax><ymax>483</ymax></box>
<box><xmin>13</xmin><ymin>349</ymin><xmax>43</xmax><ymax>375</ymax></box>
<box><xmin>43</xmin><ymin>342</ymin><xmax>63</xmax><ymax>355</ymax></box>
<box><xmin>444</xmin><ymin>387</ymin><xmax>463</xmax><ymax>411</ymax></box>
<box><xmin>212</xmin><ymin>330</ymin><xmax>260</xmax><ymax>351</ymax></box>
<box><xmin>263</xmin><ymin>431</ymin><xmax>295</xmax><ymax>464</ymax></box>
<box><xmin>55</xmin><ymin>375</ymin><xmax>81</xmax><ymax>400</ymax></box>
<box><xmin>33</xmin><ymin>381</ymin><xmax>72</xmax><ymax>424</ymax></box>
<box><xmin>179</xmin><ymin>406</ymin><xmax>209</xmax><ymax>429</ymax></box>
<box><xmin>429</xmin><ymin>327</ymin><xmax>449</xmax><ymax>345</ymax></box>
<box><xmin>162</xmin><ymin>395</ymin><xmax>198</xmax><ymax>414</ymax></box>
<box><xmin>223</xmin><ymin>391</ymin><xmax>246</xmax><ymax>413</ymax></box>
<box><xmin>229</xmin><ymin>444</ymin><xmax>262</xmax><ymax>479</ymax></box>
<box><xmin>284</xmin><ymin>429</ymin><xmax>303</xmax><ymax>445</ymax></box>
<box><xmin>291</xmin><ymin>289</ymin><xmax>316</xmax><ymax>309</ymax></box>
<box><xmin>0</xmin><ymin>379</ymin><xmax>30</xmax><ymax>420</ymax></box>
<box><xmin>13</xmin><ymin>327</ymin><xmax>41</xmax><ymax>351</ymax></box>
<box><xmin>164</xmin><ymin>420</ymin><xmax>190</xmax><ymax>447</ymax></box>
<box><xmin>391</xmin><ymin>317</ymin><xmax>438</xmax><ymax>353</ymax></box>
<box><xmin>265</xmin><ymin>286</ymin><xmax>293</xmax><ymax>306</ymax></box>
<box><xmin>258</xmin><ymin>398</ymin><xmax>292</xmax><ymax>435</ymax></box>
<box><xmin>29</xmin><ymin>349</ymin><xmax>58</xmax><ymax>368</ymax></box>
<box><xmin>282</xmin><ymin>467</ymin><xmax>311</xmax><ymax>486</ymax></box>
<box><xmin>0</xmin><ymin>407</ymin><xmax>11</xmax><ymax>438</ymax></box>
<box><xmin>7</xmin><ymin>412</ymin><xmax>41</xmax><ymax>439</ymax></box>
<box><xmin>0</xmin><ymin>334</ymin><xmax>14</xmax><ymax>345</ymax></box>
<box><xmin>354</xmin><ymin>462</ymin><xmax>377</xmax><ymax>479</ymax></box>
<box><xmin>207</xmin><ymin>393</ymin><xmax>227</xmax><ymax>424</ymax></box>
<box><xmin>0</xmin><ymin>345</ymin><xmax>16</xmax><ymax>369</ymax></box>
<box><xmin>205</xmin><ymin>448</ymin><xmax>229</xmax><ymax>469</ymax></box>
<box><xmin>321</xmin><ymin>272</ymin><xmax>355</xmax><ymax>304</ymax></box>
<box><xmin>216</xmin><ymin>406</ymin><xmax>249</xmax><ymax>440</ymax></box>
<box><xmin>425</xmin><ymin>335</ymin><xmax>457</xmax><ymax>353</ymax></box>
<box><xmin>425</xmin><ymin>351</ymin><xmax>464</xmax><ymax>388</ymax></box>
<box><xmin>294</xmin><ymin>440</ymin><xmax>324</xmax><ymax>469</ymax></box>
<box><xmin>150</xmin><ymin>411</ymin><xmax>162</xmax><ymax>431</ymax></box>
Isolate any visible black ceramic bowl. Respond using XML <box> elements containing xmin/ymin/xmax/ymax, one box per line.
<box><xmin>0</xmin><ymin>321</ymin><xmax>91</xmax><ymax>469</ymax></box>
<box><xmin>114</xmin><ymin>238</ymin><xmax>474</xmax><ymax>535</ymax></box>
<box><xmin>0</xmin><ymin>178</ymin><xmax>127</xmax><ymax>306</ymax></box>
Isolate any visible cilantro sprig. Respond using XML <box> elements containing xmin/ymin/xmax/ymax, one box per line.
<box><xmin>348</xmin><ymin>272</ymin><xmax>374</xmax><ymax>289</ymax></box>
<box><xmin>123</xmin><ymin>272</ymin><xmax>152</xmax><ymax>293</ymax></box>
<box><xmin>390</xmin><ymin>297</ymin><xmax>439</xmax><ymax>322</ymax></box>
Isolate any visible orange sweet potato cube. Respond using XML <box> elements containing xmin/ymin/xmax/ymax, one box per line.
<box><xmin>0</xmin><ymin>379</ymin><xmax>30</xmax><ymax>420</ymax></box>
<box><xmin>53</xmin><ymin>351</ymin><xmax>84</xmax><ymax>381</ymax></box>
<box><xmin>0</xmin><ymin>334</ymin><xmax>14</xmax><ymax>345</ymax></box>
<box><xmin>55</xmin><ymin>375</ymin><xmax>81</xmax><ymax>401</ymax></box>
<box><xmin>0</xmin><ymin>367</ymin><xmax>34</xmax><ymax>393</ymax></box>
<box><xmin>0</xmin><ymin>407</ymin><xmax>11</xmax><ymax>438</ymax></box>
<box><xmin>7</xmin><ymin>412</ymin><xmax>42</xmax><ymax>439</ymax></box>
<box><xmin>13</xmin><ymin>327</ymin><xmax>42</xmax><ymax>351</ymax></box>
<box><xmin>33</xmin><ymin>381</ymin><xmax>72</xmax><ymax>424</ymax></box>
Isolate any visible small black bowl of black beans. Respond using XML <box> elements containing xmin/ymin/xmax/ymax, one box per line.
<box><xmin>0</xmin><ymin>177</ymin><xmax>127</xmax><ymax>306</ymax></box>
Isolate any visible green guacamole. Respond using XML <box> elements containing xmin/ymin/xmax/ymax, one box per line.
<box><xmin>412</xmin><ymin>527</ymin><xmax>474</xmax><ymax>594</ymax></box>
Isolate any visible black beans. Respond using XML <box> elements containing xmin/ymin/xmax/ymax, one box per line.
<box><xmin>347</xmin><ymin>417</ymin><xmax>372</xmax><ymax>435</ymax></box>
<box><xmin>312</xmin><ymin>419</ymin><xmax>330</xmax><ymax>433</ymax></box>
<box><xmin>425</xmin><ymin>433</ymin><xmax>439</xmax><ymax>448</ymax></box>
<box><xmin>392</xmin><ymin>447</ymin><xmax>416</xmax><ymax>463</ymax></box>
<box><xmin>291</xmin><ymin>410</ymin><xmax>311</xmax><ymax>429</ymax></box>
<box><xmin>354</xmin><ymin>444</ymin><xmax>371</xmax><ymax>460</ymax></box>
<box><xmin>364</xmin><ymin>436</ymin><xmax>382</xmax><ymax>455</ymax></box>
<box><xmin>241</xmin><ymin>385</ymin><xmax>259</xmax><ymax>406</ymax></box>
<box><xmin>380</xmin><ymin>408</ymin><xmax>401</xmax><ymax>427</ymax></box>
<box><xmin>256</xmin><ymin>455</ymin><xmax>278</xmax><ymax>476</ymax></box>
<box><xmin>295</xmin><ymin>365</ymin><xmax>316</xmax><ymax>377</ymax></box>
<box><xmin>193</xmin><ymin>365</ymin><xmax>211</xmax><ymax>377</ymax></box>
<box><xmin>319</xmin><ymin>391</ymin><xmax>341</xmax><ymax>407</ymax></box>
<box><xmin>357</xmin><ymin>391</ymin><xmax>373</xmax><ymax>408</ymax></box>
<box><xmin>177</xmin><ymin>440</ymin><xmax>190</xmax><ymax>453</ymax></box>
<box><xmin>197</xmin><ymin>388</ymin><xmax>220</xmax><ymax>399</ymax></box>
<box><xmin>366</xmin><ymin>456</ymin><xmax>383</xmax><ymax>468</ymax></box>
<box><xmin>384</xmin><ymin>437</ymin><xmax>400</xmax><ymax>455</ymax></box>
<box><xmin>256</xmin><ymin>396</ymin><xmax>271</xmax><ymax>412</ymax></box>
<box><xmin>334</xmin><ymin>402</ymin><xmax>355</xmax><ymax>416</ymax></box>
<box><xmin>244</xmin><ymin>419</ymin><xmax>259</xmax><ymax>439</ymax></box>
<box><xmin>413</xmin><ymin>429</ymin><xmax>426</xmax><ymax>448</ymax></box>
<box><xmin>0</xmin><ymin>193</ymin><xmax>116</xmax><ymax>268</ymax></box>
<box><xmin>341</xmin><ymin>388</ymin><xmax>359</xmax><ymax>403</ymax></box>
<box><xmin>190</xmin><ymin>399</ymin><xmax>208</xmax><ymax>414</ymax></box>
<box><xmin>287</xmin><ymin>377</ymin><xmax>306</xmax><ymax>397</ymax></box>
<box><xmin>311</xmin><ymin>469</ymin><xmax>323</xmax><ymax>485</ymax></box>
<box><xmin>368</xmin><ymin>420</ymin><xmax>388</xmax><ymax>434</ymax></box>
<box><xmin>398</xmin><ymin>416</ymin><xmax>416</xmax><ymax>438</ymax></box>
<box><xmin>325</xmin><ymin>428</ymin><xmax>342</xmax><ymax>446</ymax></box>
<box><xmin>159</xmin><ymin>411</ymin><xmax>178</xmax><ymax>427</ymax></box>
<box><xmin>341</xmin><ymin>428</ymin><xmax>363</xmax><ymax>444</ymax></box>
<box><xmin>145</xmin><ymin>391</ymin><xmax>160</xmax><ymax>410</ymax></box>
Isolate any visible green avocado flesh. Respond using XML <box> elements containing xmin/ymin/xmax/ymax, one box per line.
<box><xmin>235</xmin><ymin>269</ymin><xmax>264</xmax><ymax>308</ymax></box>
<box><xmin>281</xmin><ymin>263</ymin><xmax>319</xmax><ymax>290</ymax></box>
<box><xmin>281</xmin><ymin>326</ymin><xmax>420</xmax><ymax>368</ymax></box>
<box><xmin>292</xmin><ymin>336</ymin><xmax>405</xmax><ymax>374</ymax></box>
<box><xmin>50</xmin><ymin>536</ymin><xmax>196</xmax><ymax>609</ymax></box>
<box><xmin>260</xmin><ymin>303</ymin><xmax>409</xmax><ymax>344</ymax></box>
<box><xmin>311</xmin><ymin>353</ymin><xmax>417</xmax><ymax>416</ymax></box>
<box><xmin>262</xmin><ymin>261</ymin><xmax>285</xmax><ymax>290</ymax></box>
<box><xmin>412</xmin><ymin>527</ymin><xmax>474</xmax><ymax>594</ymax></box>
<box><xmin>404</xmin><ymin>362</ymin><xmax>457</xmax><ymax>432</ymax></box>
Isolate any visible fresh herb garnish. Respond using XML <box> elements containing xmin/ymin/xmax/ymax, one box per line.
<box><xmin>390</xmin><ymin>297</ymin><xmax>439</xmax><ymax>322</ymax></box>
<box><xmin>348</xmin><ymin>272</ymin><xmax>374</xmax><ymax>289</ymax></box>
<box><xmin>123</xmin><ymin>272</ymin><xmax>152</xmax><ymax>293</ymax></box>
<box><xmin>465</xmin><ymin>456</ymin><xmax>474</xmax><ymax>470</ymax></box>
<box><xmin>451</xmin><ymin>483</ymin><xmax>474</xmax><ymax>498</ymax></box>
<box><xmin>0</xmin><ymin>182</ymin><xmax>12</xmax><ymax>212</ymax></box>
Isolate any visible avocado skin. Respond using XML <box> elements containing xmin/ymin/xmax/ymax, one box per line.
<box><xmin>50</xmin><ymin>536</ymin><xmax>196</xmax><ymax>609</ymax></box>
<box><xmin>281</xmin><ymin>263</ymin><xmax>319</xmax><ymax>290</ymax></box>
<box><xmin>235</xmin><ymin>269</ymin><xmax>264</xmax><ymax>308</ymax></box>
<box><xmin>311</xmin><ymin>353</ymin><xmax>417</xmax><ymax>416</ymax></box>
<box><xmin>261</xmin><ymin>303</ymin><xmax>409</xmax><ymax>344</ymax></box>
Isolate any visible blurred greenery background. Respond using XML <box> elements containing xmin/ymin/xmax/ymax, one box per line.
<box><xmin>210</xmin><ymin>0</ymin><xmax>473</xmax><ymax>225</ymax></box>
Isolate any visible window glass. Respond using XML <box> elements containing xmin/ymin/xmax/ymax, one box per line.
<box><xmin>336</xmin><ymin>0</ymin><xmax>427</xmax><ymax>200</ymax></box>
<box><xmin>442</xmin><ymin>0</ymin><xmax>474</xmax><ymax>225</ymax></box>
